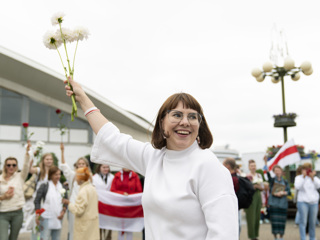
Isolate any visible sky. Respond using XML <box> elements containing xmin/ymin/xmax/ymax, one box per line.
<box><xmin>1</xmin><ymin>0</ymin><xmax>319</xmax><ymax>156</ymax></box>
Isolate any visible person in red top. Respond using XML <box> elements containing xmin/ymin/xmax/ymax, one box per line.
<box><xmin>223</xmin><ymin>157</ymin><xmax>241</xmax><ymax>236</ymax></box>
<box><xmin>111</xmin><ymin>168</ymin><xmax>142</xmax><ymax>240</ymax></box>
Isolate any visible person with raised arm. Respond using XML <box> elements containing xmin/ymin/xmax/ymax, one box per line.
<box><xmin>264</xmin><ymin>156</ymin><xmax>291</xmax><ymax>240</ymax></box>
<box><xmin>59</xmin><ymin>142</ymin><xmax>91</xmax><ymax>240</ymax></box>
<box><xmin>0</xmin><ymin>141</ymin><xmax>31</xmax><ymax>240</ymax></box>
<box><xmin>62</xmin><ymin>167</ymin><xmax>99</xmax><ymax>240</ymax></box>
<box><xmin>65</xmin><ymin>77</ymin><xmax>238</xmax><ymax>240</ymax></box>
<box><xmin>294</xmin><ymin>162</ymin><xmax>320</xmax><ymax>240</ymax></box>
<box><xmin>26</xmin><ymin>150</ymin><xmax>54</xmax><ymax>240</ymax></box>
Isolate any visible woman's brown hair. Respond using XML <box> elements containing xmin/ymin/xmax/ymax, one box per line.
<box><xmin>272</xmin><ymin>164</ymin><xmax>283</xmax><ymax>172</ymax></box>
<box><xmin>39</xmin><ymin>153</ymin><xmax>53</xmax><ymax>180</ymax></box>
<box><xmin>2</xmin><ymin>157</ymin><xmax>18</xmax><ymax>178</ymax></box>
<box><xmin>95</xmin><ymin>164</ymin><xmax>110</xmax><ymax>174</ymax></box>
<box><xmin>48</xmin><ymin>166</ymin><xmax>61</xmax><ymax>180</ymax></box>
<box><xmin>151</xmin><ymin>93</ymin><xmax>213</xmax><ymax>149</ymax></box>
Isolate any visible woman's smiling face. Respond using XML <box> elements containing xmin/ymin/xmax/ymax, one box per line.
<box><xmin>162</xmin><ymin>101</ymin><xmax>200</xmax><ymax>151</ymax></box>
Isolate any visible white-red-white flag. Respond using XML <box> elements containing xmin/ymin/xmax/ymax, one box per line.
<box><xmin>97</xmin><ymin>189</ymin><xmax>144</xmax><ymax>232</ymax></box>
<box><xmin>267</xmin><ymin>139</ymin><xmax>301</xmax><ymax>172</ymax></box>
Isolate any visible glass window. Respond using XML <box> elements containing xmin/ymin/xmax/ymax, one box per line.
<box><xmin>49</xmin><ymin>108</ymin><xmax>69</xmax><ymax>128</ymax></box>
<box><xmin>0</xmin><ymin>96</ymin><xmax>22</xmax><ymax>125</ymax></box>
<box><xmin>68</xmin><ymin>115</ymin><xmax>89</xmax><ymax>129</ymax></box>
<box><xmin>29</xmin><ymin>100</ymin><xmax>49</xmax><ymax>127</ymax></box>
<box><xmin>1</xmin><ymin>88</ymin><xmax>22</xmax><ymax>97</ymax></box>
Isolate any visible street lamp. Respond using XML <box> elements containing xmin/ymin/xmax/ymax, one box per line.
<box><xmin>251</xmin><ymin>57</ymin><xmax>313</xmax><ymax>143</ymax></box>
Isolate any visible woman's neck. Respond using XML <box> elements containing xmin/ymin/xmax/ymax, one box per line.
<box><xmin>5</xmin><ymin>172</ymin><xmax>14</xmax><ymax>179</ymax></box>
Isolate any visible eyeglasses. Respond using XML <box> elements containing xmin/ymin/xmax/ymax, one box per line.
<box><xmin>6</xmin><ymin>164</ymin><xmax>17</xmax><ymax>168</ymax></box>
<box><xmin>167</xmin><ymin>110</ymin><xmax>202</xmax><ymax>125</ymax></box>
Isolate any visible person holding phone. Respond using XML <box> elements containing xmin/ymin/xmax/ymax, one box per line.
<box><xmin>294</xmin><ymin>162</ymin><xmax>320</xmax><ymax>240</ymax></box>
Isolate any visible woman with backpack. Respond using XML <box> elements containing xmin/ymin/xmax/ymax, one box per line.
<box><xmin>25</xmin><ymin>152</ymin><xmax>54</xmax><ymax>239</ymax></box>
<box><xmin>34</xmin><ymin>166</ymin><xmax>68</xmax><ymax>240</ymax></box>
<box><xmin>264</xmin><ymin>157</ymin><xmax>291</xmax><ymax>240</ymax></box>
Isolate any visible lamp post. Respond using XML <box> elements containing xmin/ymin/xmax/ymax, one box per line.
<box><xmin>252</xmin><ymin>58</ymin><xmax>313</xmax><ymax>142</ymax></box>
<box><xmin>252</xmin><ymin>58</ymin><xmax>313</xmax><ymax>180</ymax></box>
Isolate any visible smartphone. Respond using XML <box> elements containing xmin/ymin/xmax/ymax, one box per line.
<box><xmin>306</xmin><ymin>168</ymin><xmax>312</xmax><ymax>176</ymax></box>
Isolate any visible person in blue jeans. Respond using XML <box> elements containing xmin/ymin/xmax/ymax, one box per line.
<box><xmin>34</xmin><ymin>166</ymin><xmax>68</xmax><ymax>240</ymax></box>
<box><xmin>294</xmin><ymin>162</ymin><xmax>320</xmax><ymax>240</ymax></box>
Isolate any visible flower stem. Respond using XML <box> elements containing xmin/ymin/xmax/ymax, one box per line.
<box><xmin>55</xmin><ymin>45</ymin><xmax>68</xmax><ymax>78</ymax></box>
<box><xmin>59</xmin><ymin>23</ymin><xmax>77</xmax><ymax>121</ymax></box>
<box><xmin>72</xmin><ymin>40</ymin><xmax>79</xmax><ymax>73</ymax></box>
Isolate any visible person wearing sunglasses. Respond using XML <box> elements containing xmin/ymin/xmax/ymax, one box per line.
<box><xmin>0</xmin><ymin>141</ymin><xmax>31</xmax><ymax>240</ymax></box>
<box><xmin>65</xmin><ymin>77</ymin><xmax>238</xmax><ymax>239</ymax></box>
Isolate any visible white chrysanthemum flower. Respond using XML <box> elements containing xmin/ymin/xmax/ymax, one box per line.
<box><xmin>36</xmin><ymin>141</ymin><xmax>45</xmax><ymax>148</ymax></box>
<box><xmin>51</xmin><ymin>12</ymin><xmax>65</xmax><ymax>26</ymax></box>
<box><xmin>73</xmin><ymin>26</ymin><xmax>90</xmax><ymax>41</ymax></box>
<box><xmin>57</xmin><ymin>28</ymin><xmax>77</xmax><ymax>43</ymax></box>
<box><xmin>43</xmin><ymin>30</ymin><xmax>62</xmax><ymax>49</ymax></box>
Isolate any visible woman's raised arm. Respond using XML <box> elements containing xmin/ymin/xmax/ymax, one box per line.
<box><xmin>65</xmin><ymin>77</ymin><xmax>108</xmax><ymax>134</ymax></box>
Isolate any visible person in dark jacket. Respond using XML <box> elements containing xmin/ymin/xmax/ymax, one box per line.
<box><xmin>34</xmin><ymin>166</ymin><xmax>68</xmax><ymax>240</ymax></box>
<box><xmin>264</xmin><ymin>156</ymin><xmax>291</xmax><ymax>240</ymax></box>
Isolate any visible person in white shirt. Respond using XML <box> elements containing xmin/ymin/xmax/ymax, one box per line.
<box><xmin>64</xmin><ymin>77</ymin><xmax>238</xmax><ymax>240</ymax></box>
<box><xmin>59</xmin><ymin>143</ymin><xmax>91</xmax><ymax>240</ymax></box>
<box><xmin>0</xmin><ymin>141</ymin><xmax>31</xmax><ymax>240</ymax></box>
<box><xmin>294</xmin><ymin>162</ymin><xmax>320</xmax><ymax>240</ymax></box>
<box><xmin>34</xmin><ymin>166</ymin><xmax>67</xmax><ymax>240</ymax></box>
<box><xmin>25</xmin><ymin>152</ymin><xmax>54</xmax><ymax>240</ymax></box>
<box><xmin>92</xmin><ymin>164</ymin><xmax>114</xmax><ymax>240</ymax></box>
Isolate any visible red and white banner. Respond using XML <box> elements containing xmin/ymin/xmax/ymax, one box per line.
<box><xmin>97</xmin><ymin>189</ymin><xmax>144</xmax><ymax>232</ymax></box>
<box><xmin>267</xmin><ymin>139</ymin><xmax>301</xmax><ymax>172</ymax></box>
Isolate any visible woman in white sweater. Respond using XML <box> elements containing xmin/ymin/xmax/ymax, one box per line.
<box><xmin>65</xmin><ymin>77</ymin><xmax>238</xmax><ymax>239</ymax></box>
<box><xmin>294</xmin><ymin>162</ymin><xmax>320</xmax><ymax>240</ymax></box>
<box><xmin>0</xmin><ymin>141</ymin><xmax>31</xmax><ymax>240</ymax></box>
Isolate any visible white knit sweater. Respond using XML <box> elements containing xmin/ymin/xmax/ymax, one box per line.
<box><xmin>91</xmin><ymin>122</ymin><xmax>238</xmax><ymax>240</ymax></box>
<box><xmin>0</xmin><ymin>154</ymin><xmax>30</xmax><ymax>212</ymax></box>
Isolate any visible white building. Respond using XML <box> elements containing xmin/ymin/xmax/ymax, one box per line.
<box><xmin>0</xmin><ymin>46</ymin><xmax>152</xmax><ymax>171</ymax></box>
<box><xmin>211</xmin><ymin>144</ymin><xmax>243</xmax><ymax>168</ymax></box>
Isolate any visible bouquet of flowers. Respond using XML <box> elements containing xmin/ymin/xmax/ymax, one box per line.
<box><xmin>55</xmin><ymin>109</ymin><xmax>68</xmax><ymax>141</ymax></box>
<box><xmin>22</xmin><ymin>122</ymin><xmax>34</xmax><ymax>142</ymax></box>
<box><xmin>43</xmin><ymin>12</ymin><xmax>89</xmax><ymax>121</ymax></box>
<box><xmin>252</xmin><ymin>178</ymin><xmax>263</xmax><ymax>185</ymax></box>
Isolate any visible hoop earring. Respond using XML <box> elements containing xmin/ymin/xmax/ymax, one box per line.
<box><xmin>197</xmin><ymin>136</ymin><xmax>200</xmax><ymax>144</ymax></box>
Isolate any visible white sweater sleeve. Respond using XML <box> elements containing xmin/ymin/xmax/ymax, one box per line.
<box><xmin>313</xmin><ymin>176</ymin><xmax>320</xmax><ymax>189</ymax></box>
<box><xmin>91</xmin><ymin>122</ymin><xmax>154</xmax><ymax>176</ymax></box>
<box><xmin>294</xmin><ymin>175</ymin><xmax>304</xmax><ymax>190</ymax></box>
<box><xmin>198</xmin><ymin>157</ymin><xmax>238</xmax><ymax>239</ymax></box>
<box><xmin>60</xmin><ymin>163</ymin><xmax>75</xmax><ymax>184</ymax></box>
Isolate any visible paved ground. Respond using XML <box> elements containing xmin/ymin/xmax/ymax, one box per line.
<box><xmin>17</xmin><ymin>213</ymin><xmax>320</xmax><ymax>240</ymax></box>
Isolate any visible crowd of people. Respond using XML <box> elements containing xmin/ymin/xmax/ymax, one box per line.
<box><xmin>223</xmin><ymin>156</ymin><xmax>320</xmax><ymax>240</ymax></box>
<box><xmin>0</xmin><ymin>141</ymin><xmax>143</xmax><ymax>240</ymax></box>
<box><xmin>0</xmin><ymin>77</ymin><xmax>319</xmax><ymax>240</ymax></box>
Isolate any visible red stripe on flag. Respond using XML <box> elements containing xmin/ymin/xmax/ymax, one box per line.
<box><xmin>268</xmin><ymin>145</ymin><xmax>298</xmax><ymax>171</ymax></box>
<box><xmin>98</xmin><ymin>201</ymin><xmax>144</xmax><ymax>218</ymax></box>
